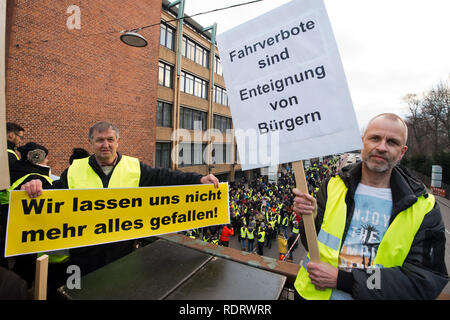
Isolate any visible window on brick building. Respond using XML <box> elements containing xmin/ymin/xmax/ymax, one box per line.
<box><xmin>180</xmin><ymin>71</ymin><xmax>208</xmax><ymax>99</ymax></box>
<box><xmin>178</xmin><ymin>142</ymin><xmax>206</xmax><ymax>167</ymax></box>
<box><xmin>181</xmin><ymin>36</ymin><xmax>209</xmax><ymax>68</ymax></box>
<box><xmin>211</xmin><ymin>143</ymin><xmax>233</xmax><ymax>164</ymax></box>
<box><xmin>213</xmin><ymin>114</ymin><xmax>232</xmax><ymax>133</ymax></box>
<box><xmin>213</xmin><ymin>85</ymin><xmax>229</xmax><ymax>106</ymax></box>
<box><xmin>158</xmin><ymin>61</ymin><xmax>173</xmax><ymax>88</ymax></box>
<box><xmin>156</xmin><ymin>142</ymin><xmax>171</xmax><ymax>168</ymax></box>
<box><xmin>160</xmin><ymin>21</ymin><xmax>175</xmax><ymax>50</ymax></box>
<box><xmin>157</xmin><ymin>101</ymin><xmax>172</xmax><ymax>127</ymax></box>
<box><xmin>180</xmin><ymin>106</ymin><xmax>207</xmax><ymax>131</ymax></box>
<box><xmin>214</xmin><ymin>57</ymin><xmax>223</xmax><ymax>76</ymax></box>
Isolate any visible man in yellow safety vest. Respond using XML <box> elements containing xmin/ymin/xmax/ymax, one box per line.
<box><xmin>0</xmin><ymin>142</ymin><xmax>53</xmax><ymax>287</ymax></box>
<box><xmin>20</xmin><ymin>122</ymin><xmax>219</xmax><ymax>292</ymax></box>
<box><xmin>1</xmin><ymin>123</ymin><xmax>25</xmax><ymax>268</ymax></box>
<box><xmin>239</xmin><ymin>224</ymin><xmax>247</xmax><ymax>251</ymax></box>
<box><xmin>6</xmin><ymin>122</ymin><xmax>25</xmax><ymax>167</ymax></box>
<box><xmin>292</xmin><ymin>113</ymin><xmax>448</xmax><ymax>300</ymax></box>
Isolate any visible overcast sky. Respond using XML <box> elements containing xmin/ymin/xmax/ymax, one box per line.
<box><xmin>182</xmin><ymin>0</ymin><xmax>450</xmax><ymax>130</ymax></box>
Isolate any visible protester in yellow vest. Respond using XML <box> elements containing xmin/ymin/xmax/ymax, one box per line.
<box><xmin>6</xmin><ymin>122</ymin><xmax>25</xmax><ymax>168</ymax></box>
<box><xmin>20</xmin><ymin>122</ymin><xmax>220</xmax><ymax>293</ymax></box>
<box><xmin>281</xmin><ymin>214</ymin><xmax>289</xmax><ymax>238</ymax></box>
<box><xmin>292</xmin><ymin>113</ymin><xmax>448</xmax><ymax>300</ymax></box>
<box><xmin>239</xmin><ymin>224</ymin><xmax>247</xmax><ymax>251</ymax></box>
<box><xmin>1</xmin><ymin>123</ymin><xmax>25</xmax><ymax>267</ymax></box>
<box><xmin>277</xmin><ymin>234</ymin><xmax>287</xmax><ymax>261</ymax></box>
<box><xmin>186</xmin><ymin>230</ymin><xmax>196</xmax><ymax>239</ymax></box>
<box><xmin>0</xmin><ymin>142</ymin><xmax>53</xmax><ymax>289</ymax></box>
<box><xmin>257</xmin><ymin>226</ymin><xmax>265</xmax><ymax>256</ymax></box>
<box><xmin>246</xmin><ymin>227</ymin><xmax>255</xmax><ymax>253</ymax></box>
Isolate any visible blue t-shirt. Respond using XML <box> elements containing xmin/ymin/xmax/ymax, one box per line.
<box><xmin>331</xmin><ymin>183</ymin><xmax>393</xmax><ymax>300</ymax></box>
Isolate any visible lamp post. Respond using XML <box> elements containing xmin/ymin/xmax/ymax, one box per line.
<box><xmin>202</xmin><ymin>23</ymin><xmax>217</xmax><ymax>174</ymax></box>
<box><xmin>166</xmin><ymin>0</ymin><xmax>185</xmax><ymax>171</ymax></box>
<box><xmin>168</xmin><ymin>0</ymin><xmax>185</xmax><ymax>77</ymax></box>
<box><xmin>119</xmin><ymin>30</ymin><xmax>148</xmax><ymax>47</ymax></box>
<box><xmin>202</xmin><ymin>23</ymin><xmax>217</xmax><ymax>91</ymax></box>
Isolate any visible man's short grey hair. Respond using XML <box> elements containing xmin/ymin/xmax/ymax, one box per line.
<box><xmin>88</xmin><ymin>122</ymin><xmax>120</xmax><ymax>140</ymax></box>
<box><xmin>364</xmin><ymin>113</ymin><xmax>408</xmax><ymax>144</ymax></box>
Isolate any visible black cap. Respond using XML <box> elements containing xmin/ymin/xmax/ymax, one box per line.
<box><xmin>18</xmin><ymin>142</ymin><xmax>49</xmax><ymax>164</ymax></box>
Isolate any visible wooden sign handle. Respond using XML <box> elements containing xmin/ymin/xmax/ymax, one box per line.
<box><xmin>292</xmin><ymin>161</ymin><xmax>321</xmax><ymax>262</ymax></box>
<box><xmin>35</xmin><ymin>254</ymin><xmax>49</xmax><ymax>300</ymax></box>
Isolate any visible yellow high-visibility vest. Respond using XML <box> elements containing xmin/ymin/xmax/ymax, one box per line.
<box><xmin>68</xmin><ymin>155</ymin><xmax>140</xmax><ymax>189</ymax></box>
<box><xmin>61</xmin><ymin>156</ymin><xmax>140</xmax><ymax>264</ymax></box>
<box><xmin>0</xmin><ymin>173</ymin><xmax>53</xmax><ymax>205</ymax></box>
<box><xmin>258</xmin><ymin>230</ymin><xmax>266</xmax><ymax>243</ymax></box>
<box><xmin>282</xmin><ymin>216</ymin><xmax>289</xmax><ymax>227</ymax></box>
<box><xmin>294</xmin><ymin>176</ymin><xmax>435</xmax><ymax>300</ymax></box>
<box><xmin>240</xmin><ymin>226</ymin><xmax>247</xmax><ymax>238</ymax></box>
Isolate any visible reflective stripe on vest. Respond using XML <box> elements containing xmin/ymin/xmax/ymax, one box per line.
<box><xmin>0</xmin><ymin>173</ymin><xmax>53</xmax><ymax>205</ymax></box>
<box><xmin>269</xmin><ymin>220</ymin><xmax>276</xmax><ymax>229</ymax></box>
<box><xmin>294</xmin><ymin>176</ymin><xmax>435</xmax><ymax>300</ymax></box>
<box><xmin>67</xmin><ymin>156</ymin><xmax>140</xmax><ymax>189</ymax></box>
<box><xmin>7</xmin><ymin>149</ymin><xmax>19</xmax><ymax>160</ymax></box>
<box><xmin>0</xmin><ymin>191</ymin><xmax>7</xmax><ymax>205</ymax></box>
<box><xmin>38</xmin><ymin>250</ymin><xmax>70</xmax><ymax>264</ymax></box>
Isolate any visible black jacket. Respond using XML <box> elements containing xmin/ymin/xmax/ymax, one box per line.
<box><xmin>7</xmin><ymin>141</ymin><xmax>19</xmax><ymax>182</ymax></box>
<box><xmin>299</xmin><ymin>162</ymin><xmax>449</xmax><ymax>299</ymax></box>
<box><xmin>0</xmin><ymin>267</ymin><xmax>27</xmax><ymax>300</ymax></box>
<box><xmin>50</xmin><ymin>153</ymin><xmax>204</xmax><ymax>276</ymax></box>
<box><xmin>10</xmin><ymin>159</ymin><xmax>52</xmax><ymax>190</ymax></box>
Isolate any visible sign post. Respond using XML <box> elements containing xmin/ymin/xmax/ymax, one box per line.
<box><xmin>292</xmin><ymin>160</ymin><xmax>320</xmax><ymax>261</ymax></box>
<box><xmin>35</xmin><ymin>254</ymin><xmax>49</xmax><ymax>300</ymax></box>
<box><xmin>217</xmin><ymin>0</ymin><xmax>363</xmax><ymax>263</ymax></box>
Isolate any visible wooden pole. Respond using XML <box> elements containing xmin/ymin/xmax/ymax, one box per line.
<box><xmin>0</xmin><ymin>0</ymin><xmax>10</xmax><ymax>190</ymax></box>
<box><xmin>292</xmin><ymin>161</ymin><xmax>320</xmax><ymax>262</ymax></box>
<box><xmin>34</xmin><ymin>255</ymin><xmax>49</xmax><ymax>300</ymax></box>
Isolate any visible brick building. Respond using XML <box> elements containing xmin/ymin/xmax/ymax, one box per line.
<box><xmin>5</xmin><ymin>0</ymin><xmax>243</xmax><ymax>180</ymax></box>
<box><xmin>5</xmin><ymin>0</ymin><xmax>161</xmax><ymax>175</ymax></box>
<box><xmin>157</xmin><ymin>0</ymin><xmax>241</xmax><ymax>181</ymax></box>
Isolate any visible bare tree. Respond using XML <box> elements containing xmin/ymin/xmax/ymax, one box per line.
<box><xmin>403</xmin><ymin>79</ymin><xmax>450</xmax><ymax>155</ymax></box>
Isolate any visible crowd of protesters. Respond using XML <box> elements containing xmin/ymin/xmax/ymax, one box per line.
<box><xmin>183</xmin><ymin>157</ymin><xmax>341</xmax><ymax>261</ymax></box>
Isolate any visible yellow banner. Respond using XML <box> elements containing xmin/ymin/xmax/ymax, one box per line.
<box><xmin>5</xmin><ymin>183</ymin><xmax>229</xmax><ymax>257</ymax></box>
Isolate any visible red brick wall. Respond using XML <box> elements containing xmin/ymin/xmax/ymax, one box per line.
<box><xmin>5</xmin><ymin>0</ymin><xmax>161</xmax><ymax>175</ymax></box>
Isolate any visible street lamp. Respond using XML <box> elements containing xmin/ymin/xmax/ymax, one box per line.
<box><xmin>120</xmin><ymin>30</ymin><xmax>148</xmax><ymax>47</ymax></box>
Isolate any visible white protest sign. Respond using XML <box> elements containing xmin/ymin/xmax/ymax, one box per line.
<box><xmin>217</xmin><ymin>0</ymin><xmax>362</xmax><ymax>170</ymax></box>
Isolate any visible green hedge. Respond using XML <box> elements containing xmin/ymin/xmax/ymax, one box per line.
<box><xmin>401</xmin><ymin>152</ymin><xmax>450</xmax><ymax>184</ymax></box>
